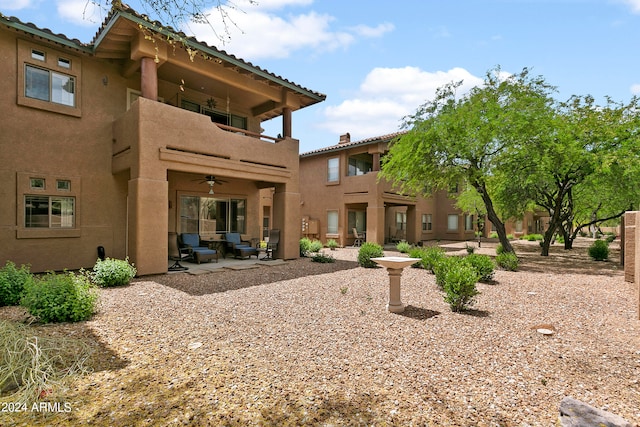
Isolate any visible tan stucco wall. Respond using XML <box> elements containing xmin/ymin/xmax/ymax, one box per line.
<box><xmin>0</xmin><ymin>32</ymin><xmax>130</xmax><ymax>272</ymax></box>
<box><xmin>1</xmin><ymin>24</ymin><xmax>305</xmax><ymax>275</ymax></box>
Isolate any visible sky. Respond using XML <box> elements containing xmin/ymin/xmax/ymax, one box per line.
<box><xmin>2</xmin><ymin>0</ymin><xmax>640</xmax><ymax>153</ymax></box>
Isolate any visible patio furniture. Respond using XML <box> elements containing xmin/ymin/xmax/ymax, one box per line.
<box><xmin>168</xmin><ymin>232</ymin><xmax>189</xmax><ymax>271</ymax></box>
<box><xmin>262</xmin><ymin>229</ymin><xmax>279</xmax><ymax>260</ymax></box>
<box><xmin>352</xmin><ymin>228</ymin><xmax>365</xmax><ymax>247</ymax></box>
<box><xmin>179</xmin><ymin>233</ymin><xmax>218</xmax><ymax>264</ymax></box>
<box><xmin>225</xmin><ymin>232</ymin><xmax>258</xmax><ymax>259</ymax></box>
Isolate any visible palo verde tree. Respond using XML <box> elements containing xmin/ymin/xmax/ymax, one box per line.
<box><xmin>380</xmin><ymin>67</ymin><xmax>556</xmax><ymax>254</ymax></box>
<box><xmin>496</xmin><ymin>94</ymin><xmax>640</xmax><ymax>254</ymax></box>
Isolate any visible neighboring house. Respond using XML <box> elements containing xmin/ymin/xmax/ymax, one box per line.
<box><xmin>0</xmin><ymin>5</ymin><xmax>325</xmax><ymax>275</ymax></box>
<box><xmin>299</xmin><ymin>133</ymin><xmax>477</xmax><ymax>246</ymax></box>
<box><xmin>299</xmin><ymin>133</ymin><xmax>550</xmax><ymax>247</ymax></box>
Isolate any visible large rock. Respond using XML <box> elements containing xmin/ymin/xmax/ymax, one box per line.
<box><xmin>559</xmin><ymin>396</ymin><xmax>635</xmax><ymax>427</ymax></box>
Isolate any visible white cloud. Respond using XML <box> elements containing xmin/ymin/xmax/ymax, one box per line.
<box><xmin>56</xmin><ymin>0</ymin><xmax>104</xmax><ymax>26</ymax></box>
<box><xmin>319</xmin><ymin>67</ymin><xmax>484</xmax><ymax>140</ymax></box>
<box><xmin>0</xmin><ymin>0</ymin><xmax>32</xmax><ymax>10</ymax></box>
<box><xmin>188</xmin><ymin>0</ymin><xmax>392</xmax><ymax>60</ymax></box>
<box><xmin>617</xmin><ymin>0</ymin><xmax>640</xmax><ymax>13</ymax></box>
<box><xmin>631</xmin><ymin>83</ymin><xmax>640</xmax><ymax>95</ymax></box>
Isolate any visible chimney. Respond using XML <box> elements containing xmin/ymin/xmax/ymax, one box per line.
<box><xmin>339</xmin><ymin>133</ymin><xmax>351</xmax><ymax>144</ymax></box>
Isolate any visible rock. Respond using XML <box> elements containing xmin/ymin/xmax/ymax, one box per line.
<box><xmin>559</xmin><ymin>396</ymin><xmax>634</xmax><ymax>427</ymax></box>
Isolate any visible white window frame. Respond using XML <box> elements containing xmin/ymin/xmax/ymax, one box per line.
<box><xmin>447</xmin><ymin>214</ymin><xmax>459</xmax><ymax>231</ymax></box>
<box><xmin>327</xmin><ymin>157</ymin><xmax>339</xmax><ymax>182</ymax></box>
<box><xmin>327</xmin><ymin>210</ymin><xmax>338</xmax><ymax>234</ymax></box>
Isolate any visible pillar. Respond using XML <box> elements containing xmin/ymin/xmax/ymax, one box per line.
<box><xmin>367</xmin><ymin>204</ymin><xmax>385</xmax><ymax>245</ymax></box>
<box><xmin>128</xmin><ymin>177</ymin><xmax>168</xmax><ymax>275</ymax></box>
<box><xmin>282</xmin><ymin>107</ymin><xmax>292</xmax><ymax>138</ymax></box>
<box><xmin>273</xmin><ymin>183</ymin><xmax>300</xmax><ymax>259</ymax></box>
<box><xmin>140</xmin><ymin>57</ymin><xmax>158</xmax><ymax>101</ymax></box>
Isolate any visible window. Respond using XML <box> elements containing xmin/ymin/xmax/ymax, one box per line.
<box><xmin>422</xmin><ymin>214</ymin><xmax>432</xmax><ymax>231</ymax></box>
<box><xmin>348</xmin><ymin>210</ymin><xmax>366</xmax><ymax>234</ymax></box>
<box><xmin>18</xmin><ymin>40</ymin><xmax>81</xmax><ymax>116</ymax></box>
<box><xmin>327</xmin><ymin>157</ymin><xmax>339</xmax><ymax>182</ymax></box>
<box><xmin>178</xmin><ymin>98</ymin><xmax>248</xmax><ymax>130</ymax></box>
<box><xmin>57</xmin><ymin>180</ymin><xmax>71</xmax><ymax>191</ymax></box>
<box><xmin>464</xmin><ymin>214</ymin><xmax>474</xmax><ymax>231</ymax></box>
<box><xmin>25</xmin><ymin>195</ymin><xmax>75</xmax><ymax>228</ymax></box>
<box><xmin>30</xmin><ymin>178</ymin><xmax>45</xmax><ymax>190</ymax></box>
<box><xmin>447</xmin><ymin>214</ymin><xmax>459</xmax><ymax>231</ymax></box>
<box><xmin>327</xmin><ymin>211</ymin><xmax>338</xmax><ymax>234</ymax></box>
<box><xmin>25</xmin><ymin>65</ymin><xmax>75</xmax><ymax>107</ymax></box>
<box><xmin>180</xmin><ymin>195</ymin><xmax>246</xmax><ymax>235</ymax></box>
<box><xmin>515</xmin><ymin>220</ymin><xmax>523</xmax><ymax>233</ymax></box>
<box><xmin>396</xmin><ymin>212</ymin><xmax>406</xmax><ymax>231</ymax></box>
<box><xmin>347</xmin><ymin>153</ymin><xmax>373</xmax><ymax>176</ymax></box>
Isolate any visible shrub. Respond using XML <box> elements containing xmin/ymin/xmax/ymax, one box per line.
<box><xmin>326</xmin><ymin>239</ymin><xmax>339</xmax><ymax>250</ymax></box>
<box><xmin>0</xmin><ymin>262</ymin><xmax>32</xmax><ymax>307</ymax></box>
<box><xmin>522</xmin><ymin>234</ymin><xmax>543</xmax><ymax>241</ymax></box>
<box><xmin>309</xmin><ymin>239</ymin><xmax>324</xmax><ymax>253</ymax></box>
<box><xmin>495</xmin><ymin>244</ymin><xmax>505</xmax><ymax>255</ymax></box>
<box><xmin>507</xmin><ymin>234</ymin><xmax>514</xmax><ymax>240</ymax></box>
<box><xmin>465</xmin><ymin>253</ymin><xmax>495</xmax><ymax>282</ymax></box>
<box><xmin>588</xmin><ymin>239</ymin><xmax>609</xmax><ymax>261</ymax></box>
<box><xmin>605</xmin><ymin>233</ymin><xmax>616</xmax><ymax>244</ymax></box>
<box><xmin>465</xmin><ymin>244</ymin><xmax>475</xmax><ymax>254</ymax></box>
<box><xmin>92</xmin><ymin>257</ymin><xmax>136</xmax><ymax>288</ymax></box>
<box><xmin>357</xmin><ymin>242</ymin><xmax>384</xmax><ymax>268</ymax></box>
<box><xmin>21</xmin><ymin>271</ymin><xmax>98</xmax><ymax>323</ymax></box>
<box><xmin>396</xmin><ymin>241</ymin><xmax>411</xmax><ymax>253</ymax></box>
<box><xmin>311</xmin><ymin>252</ymin><xmax>335</xmax><ymax>263</ymax></box>
<box><xmin>489</xmin><ymin>232</ymin><xmax>498</xmax><ymax>239</ymax></box>
<box><xmin>496</xmin><ymin>252</ymin><xmax>519</xmax><ymax>271</ymax></box>
<box><xmin>556</xmin><ymin>234</ymin><xmax>565</xmax><ymax>244</ymax></box>
<box><xmin>441</xmin><ymin>258</ymin><xmax>480</xmax><ymax>312</ymax></box>
<box><xmin>300</xmin><ymin>237</ymin><xmax>312</xmax><ymax>256</ymax></box>
<box><xmin>420</xmin><ymin>246</ymin><xmax>446</xmax><ymax>272</ymax></box>
<box><xmin>432</xmin><ymin>255</ymin><xmax>461</xmax><ymax>289</ymax></box>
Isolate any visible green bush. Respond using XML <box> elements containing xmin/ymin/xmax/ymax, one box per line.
<box><xmin>432</xmin><ymin>255</ymin><xmax>461</xmax><ymax>289</ymax></box>
<box><xmin>0</xmin><ymin>262</ymin><xmax>32</xmax><ymax>307</ymax></box>
<box><xmin>92</xmin><ymin>257</ymin><xmax>136</xmax><ymax>288</ymax></box>
<box><xmin>465</xmin><ymin>253</ymin><xmax>495</xmax><ymax>282</ymax></box>
<box><xmin>496</xmin><ymin>252</ymin><xmax>519</xmax><ymax>271</ymax></box>
<box><xmin>495</xmin><ymin>244</ymin><xmax>505</xmax><ymax>255</ymax></box>
<box><xmin>416</xmin><ymin>246</ymin><xmax>446</xmax><ymax>272</ymax></box>
<box><xmin>489</xmin><ymin>232</ymin><xmax>498</xmax><ymax>239</ymax></box>
<box><xmin>309</xmin><ymin>239</ymin><xmax>324</xmax><ymax>253</ymax></box>
<box><xmin>21</xmin><ymin>271</ymin><xmax>98</xmax><ymax>323</ymax></box>
<box><xmin>588</xmin><ymin>239</ymin><xmax>609</xmax><ymax>261</ymax></box>
<box><xmin>440</xmin><ymin>258</ymin><xmax>480</xmax><ymax>312</ymax></box>
<box><xmin>300</xmin><ymin>237</ymin><xmax>312</xmax><ymax>256</ymax></box>
<box><xmin>522</xmin><ymin>234</ymin><xmax>543</xmax><ymax>241</ymax></box>
<box><xmin>326</xmin><ymin>239</ymin><xmax>339</xmax><ymax>250</ymax></box>
<box><xmin>311</xmin><ymin>252</ymin><xmax>336</xmax><ymax>263</ymax></box>
<box><xmin>556</xmin><ymin>234</ymin><xmax>565</xmax><ymax>244</ymax></box>
<box><xmin>396</xmin><ymin>241</ymin><xmax>411</xmax><ymax>253</ymax></box>
<box><xmin>357</xmin><ymin>242</ymin><xmax>384</xmax><ymax>268</ymax></box>
<box><xmin>605</xmin><ymin>233</ymin><xmax>616</xmax><ymax>243</ymax></box>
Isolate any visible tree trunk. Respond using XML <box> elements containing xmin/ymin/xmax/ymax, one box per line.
<box><xmin>475</xmin><ymin>182</ymin><xmax>514</xmax><ymax>253</ymax></box>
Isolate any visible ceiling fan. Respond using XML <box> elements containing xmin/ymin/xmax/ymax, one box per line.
<box><xmin>193</xmin><ymin>175</ymin><xmax>228</xmax><ymax>194</ymax></box>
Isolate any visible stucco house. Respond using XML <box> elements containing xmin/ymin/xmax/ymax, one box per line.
<box><xmin>299</xmin><ymin>132</ymin><xmax>548</xmax><ymax>247</ymax></box>
<box><xmin>0</xmin><ymin>5</ymin><xmax>325</xmax><ymax>275</ymax></box>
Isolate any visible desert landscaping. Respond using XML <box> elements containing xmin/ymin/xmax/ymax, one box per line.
<box><xmin>1</xmin><ymin>238</ymin><xmax>639</xmax><ymax>426</ymax></box>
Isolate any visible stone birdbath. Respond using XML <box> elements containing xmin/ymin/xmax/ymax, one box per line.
<box><xmin>371</xmin><ymin>256</ymin><xmax>421</xmax><ymax>313</ymax></box>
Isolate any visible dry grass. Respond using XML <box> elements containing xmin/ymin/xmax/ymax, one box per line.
<box><xmin>1</xmin><ymin>238</ymin><xmax>639</xmax><ymax>426</ymax></box>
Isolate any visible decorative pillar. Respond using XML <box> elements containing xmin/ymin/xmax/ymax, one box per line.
<box><xmin>140</xmin><ymin>57</ymin><xmax>158</xmax><ymax>101</ymax></box>
<box><xmin>282</xmin><ymin>107</ymin><xmax>292</xmax><ymax>138</ymax></box>
<box><xmin>273</xmin><ymin>183</ymin><xmax>300</xmax><ymax>259</ymax></box>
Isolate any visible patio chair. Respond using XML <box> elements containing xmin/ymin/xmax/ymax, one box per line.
<box><xmin>179</xmin><ymin>233</ymin><xmax>218</xmax><ymax>264</ymax></box>
<box><xmin>168</xmin><ymin>232</ymin><xmax>189</xmax><ymax>271</ymax></box>
<box><xmin>352</xmin><ymin>228</ymin><xmax>365</xmax><ymax>247</ymax></box>
<box><xmin>225</xmin><ymin>232</ymin><xmax>258</xmax><ymax>259</ymax></box>
<box><xmin>262</xmin><ymin>229</ymin><xmax>280</xmax><ymax>260</ymax></box>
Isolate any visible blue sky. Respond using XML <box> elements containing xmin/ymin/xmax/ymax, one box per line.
<box><xmin>2</xmin><ymin>0</ymin><xmax>639</xmax><ymax>153</ymax></box>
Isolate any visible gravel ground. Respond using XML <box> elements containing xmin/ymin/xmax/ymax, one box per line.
<box><xmin>2</xmin><ymin>239</ymin><xmax>639</xmax><ymax>426</ymax></box>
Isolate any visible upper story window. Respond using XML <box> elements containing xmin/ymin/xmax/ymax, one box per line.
<box><xmin>179</xmin><ymin>98</ymin><xmax>248</xmax><ymax>130</ymax></box>
<box><xmin>327</xmin><ymin>157</ymin><xmax>339</xmax><ymax>182</ymax></box>
<box><xmin>17</xmin><ymin>40</ymin><xmax>81</xmax><ymax>117</ymax></box>
<box><xmin>25</xmin><ymin>65</ymin><xmax>75</xmax><ymax>107</ymax></box>
<box><xmin>347</xmin><ymin>153</ymin><xmax>373</xmax><ymax>176</ymax></box>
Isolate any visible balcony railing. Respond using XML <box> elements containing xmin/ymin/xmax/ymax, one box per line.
<box><xmin>214</xmin><ymin>123</ymin><xmax>281</xmax><ymax>143</ymax></box>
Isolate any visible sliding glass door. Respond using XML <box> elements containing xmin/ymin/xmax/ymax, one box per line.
<box><xmin>180</xmin><ymin>196</ymin><xmax>246</xmax><ymax>235</ymax></box>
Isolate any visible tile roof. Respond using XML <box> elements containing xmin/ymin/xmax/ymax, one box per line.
<box><xmin>0</xmin><ymin>4</ymin><xmax>326</xmax><ymax>102</ymax></box>
<box><xmin>300</xmin><ymin>131</ymin><xmax>407</xmax><ymax>157</ymax></box>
